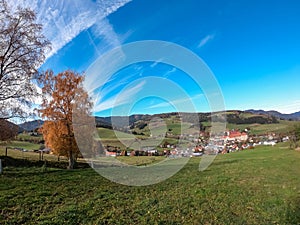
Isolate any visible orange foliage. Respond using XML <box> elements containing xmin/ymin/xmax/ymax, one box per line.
<box><xmin>40</xmin><ymin>120</ymin><xmax>80</xmax><ymax>159</ymax></box>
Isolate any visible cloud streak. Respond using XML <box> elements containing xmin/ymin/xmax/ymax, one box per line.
<box><xmin>149</xmin><ymin>93</ymin><xmax>204</xmax><ymax>109</ymax></box>
<box><xmin>9</xmin><ymin>0</ymin><xmax>131</xmax><ymax>59</ymax></box>
<box><xmin>197</xmin><ymin>34</ymin><xmax>215</xmax><ymax>48</ymax></box>
<box><xmin>163</xmin><ymin>68</ymin><xmax>177</xmax><ymax>79</ymax></box>
<box><xmin>91</xmin><ymin>18</ymin><xmax>123</xmax><ymax>55</ymax></box>
<box><xmin>94</xmin><ymin>80</ymin><xmax>146</xmax><ymax>112</ymax></box>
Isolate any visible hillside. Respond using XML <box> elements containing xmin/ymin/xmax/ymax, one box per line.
<box><xmin>14</xmin><ymin>110</ymin><xmax>299</xmax><ymax>132</ymax></box>
<box><xmin>18</xmin><ymin>120</ymin><xmax>44</xmax><ymax>132</ymax></box>
<box><xmin>246</xmin><ymin>109</ymin><xmax>300</xmax><ymax>121</ymax></box>
<box><xmin>0</xmin><ymin>119</ymin><xmax>19</xmax><ymax>140</ymax></box>
<box><xmin>95</xmin><ymin>110</ymin><xmax>280</xmax><ymax>130</ymax></box>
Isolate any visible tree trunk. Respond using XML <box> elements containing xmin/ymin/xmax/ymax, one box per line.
<box><xmin>68</xmin><ymin>150</ymin><xmax>75</xmax><ymax>169</ymax></box>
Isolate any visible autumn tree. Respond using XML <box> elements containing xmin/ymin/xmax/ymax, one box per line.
<box><xmin>0</xmin><ymin>0</ymin><xmax>51</xmax><ymax>119</ymax></box>
<box><xmin>39</xmin><ymin>70</ymin><xmax>94</xmax><ymax>169</ymax></box>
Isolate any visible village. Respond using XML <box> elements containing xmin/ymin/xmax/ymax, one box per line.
<box><xmin>104</xmin><ymin>128</ymin><xmax>290</xmax><ymax>157</ymax></box>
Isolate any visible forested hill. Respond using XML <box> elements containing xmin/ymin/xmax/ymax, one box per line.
<box><xmin>94</xmin><ymin>110</ymin><xmax>280</xmax><ymax>129</ymax></box>
<box><xmin>13</xmin><ymin>110</ymin><xmax>300</xmax><ymax>131</ymax></box>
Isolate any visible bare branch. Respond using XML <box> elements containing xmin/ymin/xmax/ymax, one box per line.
<box><xmin>0</xmin><ymin>0</ymin><xmax>51</xmax><ymax>119</ymax></box>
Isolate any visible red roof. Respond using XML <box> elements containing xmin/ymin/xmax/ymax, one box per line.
<box><xmin>229</xmin><ymin>131</ymin><xmax>242</xmax><ymax>138</ymax></box>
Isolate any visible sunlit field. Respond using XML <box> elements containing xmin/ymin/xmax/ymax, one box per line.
<box><xmin>1</xmin><ymin>145</ymin><xmax>300</xmax><ymax>224</ymax></box>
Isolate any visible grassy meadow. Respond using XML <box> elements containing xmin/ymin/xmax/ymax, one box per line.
<box><xmin>1</xmin><ymin>144</ymin><xmax>300</xmax><ymax>224</ymax></box>
<box><xmin>202</xmin><ymin>120</ymin><xmax>299</xmax><ymax>135</ymax></box>
<box><xmin>0</xmin><ymin>147</ymin><xmax>67</xmax><ymax>162</ymax></box>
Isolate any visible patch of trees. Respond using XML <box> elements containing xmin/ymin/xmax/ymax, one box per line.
<box><xmin>95</xmin><ymin>117</ymin><xmax>113</xmax><ymax>129</ymax></box>
<box><xmin>194</xmin><ymin>111</ymin><xmax>279</xmax><ymax>125</ymax></box>
<box><xmin>132</xmin><ymin>131</ymin><xmax>145</xmax><ymax>136</ymax></box>
<box><xmin>225</xmin><ymin>114</ymin><xmax>278</xmax><ymax>124</ymax></box>
<box><xmin>135</xmin><ymin>121</ymin><xmax>147</xmax><ymax>130</ymax></box>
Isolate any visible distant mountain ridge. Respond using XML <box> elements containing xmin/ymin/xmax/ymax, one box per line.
<box><xmin>14</xmin><ymin>109</ymin><xmax>300</xmax><ymax>132</ymax></box>
<box><xmin>18</xmin><ymin>120</ymin><xmax>44</xmax><ymax>132</ymax></box>
<box><xmin>246</xmin><ymin>109</ymin><xmax>300</xmax><ymax>121</ymax></box>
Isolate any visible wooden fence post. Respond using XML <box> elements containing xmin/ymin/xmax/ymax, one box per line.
<box><xmin>5</xmin><ymin>147</ymin><xmax>7</xmax><ymax>157</ymax></box>
<box><xmin>90</xmin><ymin>160</ymin><xmax>94</xmax><ymax>169</ymax></box>
<box><xmin>0</xmin><ymin>159</ymin><xmax>3</xmax><ymax>174</ymax></box>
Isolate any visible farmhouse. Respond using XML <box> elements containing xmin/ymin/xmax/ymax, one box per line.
<box><xmin>222</xmin><ymin>130</ymin><xmax>248</xmax><ymax>142</ymax></box>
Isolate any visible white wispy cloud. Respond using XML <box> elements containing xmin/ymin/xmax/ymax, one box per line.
<box><xmin>9</xmin><ymin>0</ymin><xmax>131</xmax><ymax>59</ymax></box>
<box><xmin>91</xmin><ymin>18</ymin><xmax>123</xmax><ymax>53</ymax></box>
<box><xmin>95</xmin><ymin>68</ymin><xmax>144</xmax><ymax>104</ymax></box>
<box><xmin>150</xmin><ymin>61</ymin><xmax>159</xmax><ymax>68</ymax></box>
<box><xmin>197</xmin><ymin>34</ymin><xmax>215</xmax><ymax>48</ymax></box>
<box><xmin>150</xmin><ymin>58</ymin><xmax>165</xmax><ymax>68</ymax></box>
<box><xmin>93</xmin><ymin>80</ymin><xmax>146</xmax><ymax>112</ymax></box>
<box><xmin>5</xmin><ymin>0</ymin><xmax>132</xmax><ymax>119</ymax></box>
<box><xmin>84</xmin><ymin>60</ymin><xmax>146</xmax><ymax>106</ymax></box>
<box><xmin>149</xmin><ymin>93</ymin><xmax>204</xmax><ymax>109</ymax></box>
<box><xmin>163</xmin><ymin>68</ymin><xmax>177</xmax><ymax>78</ymax></box>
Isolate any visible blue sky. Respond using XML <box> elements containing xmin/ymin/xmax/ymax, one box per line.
<box><xmin>13</xmin><ymin>0</ymin><xmax>300</xmax><ymax>116</ymax></box>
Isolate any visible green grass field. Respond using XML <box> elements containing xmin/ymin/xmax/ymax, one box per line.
<box><xmin>96</xmin><ymin>127</ymin><xmax>186</xmax><ymax>150</ymax></box>
<box><xmin>1</xmin><ymin>145</ymin><xmax>300</xmax><ymax>224</ymax></box>
<box><xmin>202</xmin><ymin>120</ymin><xmax>300</xmax><ymax>135</ymax></box>
<box><xmin>0</xmin><ymin>141</ymin><xmax>41</xmax><ymax>150</ymax></box>
<box><xmin>17</xmin><ymin>133</ymin><xmax>43</xmax><ymax>142</ymax></box>
<box><xmin>0</xmin><ymin>147</ymin><xmax>69</xmax><ymax>162</ymax></box>
<box><xmin>97</xmin><ymin>128</ymin><xmax>134</xmax><ymax>140</ymax></box>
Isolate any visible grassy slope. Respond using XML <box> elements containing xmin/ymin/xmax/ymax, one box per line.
<box><xmin>132</xmin><ymin>113</ymin><xmax>300</xmax><ymax>136</ymax></box>
<box><xmin>226</xmin><ymin>120</ymin><xmax>300</xmax><ymax>134</ymax></box>
<box><xmin>93</xmin><ymin>120</ymin><xmax>300</xmax><ymax>150</ymax></box>
<box><xmin>17</xmin><ymin>133</ymin><xmax>43</xmax><ymax>142</ymax></box>
<box><xmin>0</xmin><ymin>147</ymin><xmax>69</xmax><ymax>162</ymax></box>
<box><xmin>0</xmin><ymin>133</ymin><xmax>43</xmax><ymax>157</ymax></box>
<box><xmin>0</xmin><ymin>141</ymin><xmax>41</xmax><ymax>151</ymax></box>
<box><xmin>97</xmin><ymin>128</ymin><xmax>134</xmax><ymax>140</ymax></box>
<box><xmin>1</xmin><ymin>145</ymin><xmax>300</xmax><ymax>224</ymax></box>
<box><xmin>97</xmin><ymin>126</ymin><xmax>180</xmax><ymax>148</ymax></box>
<box><xmin>203</xmin><ymin>120</ymin><xmax>300</xmax><ymax>135</ymax></box>
<box><xmin>95</xmin><ymin>128</ymin><xmax>132</xmax><ymax>149</ymax></box>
